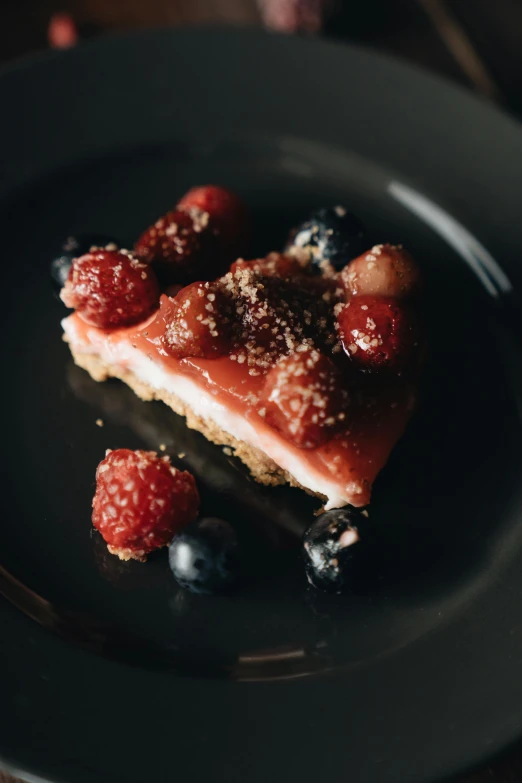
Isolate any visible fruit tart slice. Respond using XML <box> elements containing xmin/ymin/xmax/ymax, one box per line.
<box><xmin>60</xmin><ymin>188</ymin><xmax>423</xmax><ymax>510</ymax></box>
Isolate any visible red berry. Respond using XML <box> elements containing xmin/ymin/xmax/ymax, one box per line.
<box><xmin>337</xmin><ymin>295</ymin><xmax>418</xmax><ymax>372</ymax></box>
<box><xmin>217</xmin><ymin>263</ymin><xmax>343</xmax><ymax>372</ymax></box>
<box><xmin>235</xmin><ymin>270</ymin><xmax>305</xmax><ymax>357</ymax></box>
<box><xmin>292</xmin><ymin>272</ymin><xmax>344</xmax><ymax>319</ymax></box>
<box><xmin>340</xmin><ymin>244</ymin><xmax>421</xmax><ymax>300</ymax></box>
<box><xmin>163</xmin><ymin>281</ymin><xmax>234</xmax><ymax>359</ymax></box>
<box><xmin>177</xmin><ymin>185</ymin><xmax>248</xmax><ymax>254</ymax></box>
<box><xmin>230</xmin><ymin>252</ymin><xmax>310</xmax><ymax>280</ymax></box>
<box><xmin>260</xmin><ymin>349</ymin><xmax>349</xmax><ymax>448</ymax></box>
<box><xmin>60</xmin><ymin>248</ymin><xmax>159</xmax><ymax>328</ymax></box>
<box><xmin>92</xmin><ymin>449</ymin><xmax>199</xmax><ymax>561</ymax></box>
<box><xmin>134</xmin><ymin>207</ymin><xmax>217</xmax><ymax>284</ymax></box>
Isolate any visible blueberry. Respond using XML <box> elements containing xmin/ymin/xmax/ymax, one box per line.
<box><xmin>286</xmin><ymin>206</ymin><xmax>368</xmax><ymax>272</ymax></box>
<box><xmin>50</xmin><ymin>234</ymin><xmax>117</xmax><ymax>290</ymax></box>
<box><xmin>168</xmin><ymin>517</ymin><xmax>240</xmax><ymax>594</ymax></box>
<box><xmin>303</xmin><ymin>508</ymin><xmax>373</xmax><ymax>593</ymax></box>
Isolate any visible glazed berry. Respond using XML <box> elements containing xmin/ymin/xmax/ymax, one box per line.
<box><xmin>337</xmin><ymin>295</ymin><xmax>418</xmax><ymax>373</ymax></box>
<box><xmin>219</xmin><ymin>265</ymin><xmax>302</xmax><ymax>364</ymax></box>
<box><xmin>340</xmin><ymin>244</ymin><xmax>421</xmax><ymax>300</ymax></box>
<box><xmin>60</xmin><ymin>248</ymin><xmax>160</xmax><ymax>328</ymax></box>
<box><xmin>162</xmin><ymin>282</ymin><xmax>234</xmax><ymax>359</ymax></box>
<box><xmin>177</xmin><ymin>184</ymin><xmax>249</xmax><ymax>256</ymax></box>
<box><xmin>303</xmin><ymin>508</ymin><xmax>371</xmax><ymax>593</ymax></box>
<box><xmin>260</xmin><ymin>349</ymin><xmax>349</xmax><ymax>448</ymax></box>
<box><xmin>134</xmin><ymin>207</ymin><xmax>218</xmax><ymax>285</ymax></box>
<box><xmin>286</xmin><ymin>206</ymin><xmax>368</xmax><ymax>272</ymax></box>
<box><xmin>92</xmin><ymin>449</ymin><xmax>199</xmax><ymax>561</ymax></box>
<box><xmin>168</xmin><ymin>517</ymin><xmax>240</xmax><ymax>594</ymax></box>
<box><xmin>50</xmin><ymin>234</ymin><xmax>117</xmax><ymax>290</ymax></box>
<box><xmin>218</xmin><ymin>261</ymin><xmax>343</xmax><ymax>371</ymax></box>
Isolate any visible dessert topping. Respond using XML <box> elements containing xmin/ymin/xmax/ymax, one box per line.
<box><xmin>134</xmin><ymin>207</ymin><xmax>217</xmax><ymax>284</ymax></box>
<box><xmin>260</xmin><ymin>348</ymin><xmax>349</xmax><ymax>448</ymax></box>
<box><xmin>337</xmin><ymin>295</ymin><xmax>419</xmax><ymax>373</ymax></box>
<box><xmin>168</xmin><ymin>517</ymin><xmax>240</xmax><ymax>594</ymax></box>
<box><xmin>303</xmin><ymin>507</ymin><xmax>373</xmax><ymax>593</ymax></box>
<box><xmin>340</xmin><ymin>243</ymin><xmax>421</xmax><ymax>299</ymax></box>
<box><xmin>177</xmin><ymin>184</ymin><xmax>249</xmax><ymax>257</ymax></box>
<box><xmin>162</xmin><ymin>282</ymin><xmax>234</xmax><ymax>359</ymax></box>
<box><xmin>286</xmin><ymin>206</ymin><xmax>369</xmax><ymax>272</ymax></box>
<box><xmin>60</xmin><ymin>248</ymin><xmax>159</xmax><ymax>328</ymax></box>
<box><xmin>92</xmin><ymin>449</ymin><xmax>199</xmax><ymax>561</ymax></box>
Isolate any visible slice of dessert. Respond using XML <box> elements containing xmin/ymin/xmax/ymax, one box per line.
<box><xmin>60</xmin><ymin>189</ymin><xmax>423</xmax><ymax>510</ymax></box>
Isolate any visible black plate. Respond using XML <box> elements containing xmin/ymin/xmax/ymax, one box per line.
<box><xmin>1</xmin><ymin>27</ymin><xmax>522</xmax><ymax>783</ymax></box>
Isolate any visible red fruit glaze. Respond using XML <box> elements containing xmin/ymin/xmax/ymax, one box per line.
<box><xmin>92</xmin><ymin>449</ymin><xmax>199</xmax><ymax>561</ymax></box>
<box><xmin>60</xmin><ymin>248</ymin><xmax>159</xmax><ymax>328</ymax></box>
<box><xmin>134</xmin><ymin>207</ymin><xmax>216</xmax><ymax>284</ymax></box>
<box><xmin>337</xmin><ymin>295</ymin><xmax>418</xmax><ymax>372</ymax></box>
<box><xmin>177</xmin><ymin>184</ymin><xmax>248</xmax><ymax>252</ymax></box>
<box><xmin>341</xmin><ymin>244</ymin><xmax>421</xmax><ymax>300</ymax></box>
<box><xmin>162</xmin><ymin>282</ymin><xmax>234</xmax><ymax>359</ymax></box>
<box><xmin>260</xmin><ymin>349</ymin><xmax>349</xmax><ymax>448</ymax></box>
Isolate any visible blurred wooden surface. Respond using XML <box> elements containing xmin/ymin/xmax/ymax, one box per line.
<box><xmin>2</xmin><ymin>1</ymin><xmax>522</xmax><ymax>782</ymax></box>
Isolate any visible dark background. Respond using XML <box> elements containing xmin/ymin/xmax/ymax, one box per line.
<box><xmin>4</xmin><ymin>0</ymin><xmax>522</xmax><ymax>115</ymax></box>
<box><xmin>2</xmin><ymin>1</ymin><xmax>522</xmax><ymax>782</ymax></box>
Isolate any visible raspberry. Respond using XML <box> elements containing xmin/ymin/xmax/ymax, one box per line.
<box><xmin>232</xmin><ymin>269</ymin><xmax>305</xmax><ymax>358</ymax></box>
<box><xmin>260</xmin><ymin>349</ymin><xmax>349</xmax><ymax>448</ymax></box>
<box><xmin>162</xmin><ymin>282</ymin><xmax>235</xmax><ymax>359</ymax></box>
<box><xmin>292</xmin><ymin>274</ymin><xmax>344</xmax><ymax>348</ymax></box>
<box><xmin>92</xmin><ymin>449</ymin><xmax>199</xmax><ymax>561</ymax></box>
<box><xmin>296</xmin><ymin>274</ymin><xmax>343</xmax><ymax>318</ymax></box>
<box><xmin>177</xmin><ymin>185</ymin><xmax>248</xmax><ymax>255</ymax></box>
<box><xmin>340</xmin><ymin>244</ymin><xmax>421</xmax><ymax>300</ymax></box>
<box><xmin>337</xmin><ymin>295</ymin><xmax>418</xmax><ymax>373</ymax></box>
<box><xmin>60</xmin><ymin>248</ymin><xmax>160</xmax><ymax>328</ymax></box>
<box><xmin>216</xmin><ymin>263</ymin><xmax>344</xmax><ymax>374</ymax></box>
<box><xmin>134</xmin><ymin>207</ymin><xmax>217</xmax><ymax>285</ymax></box>
<box><xmin>229</xmin><ymin>254</ymin><xmax>340</xmax><ymax>352</ymax></box>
